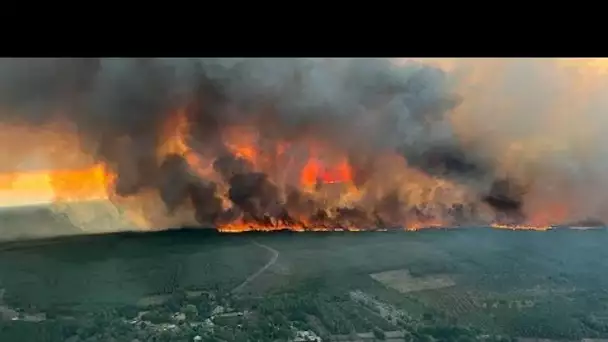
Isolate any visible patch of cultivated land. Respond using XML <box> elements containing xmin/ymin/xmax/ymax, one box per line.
<box><xmin>370</xmin><ymin>269</ymin><xmax>455</xmax><ymax>293</ymax></box>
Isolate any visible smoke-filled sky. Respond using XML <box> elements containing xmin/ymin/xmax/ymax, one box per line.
<box><xmin>0</xmin><ymin>58</ymin><xmax>607</xmax><ymax>234</ymax></box>
<box><xmin>412</xmin><ymin>58</ymin><xmax>608</xmax><ymax>224</ymax></box>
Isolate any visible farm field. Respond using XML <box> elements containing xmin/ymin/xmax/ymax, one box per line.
<box><xmin>370</xmin><ymin>269</ymin><xmax>456</xmax><ymax>293</ymax></box>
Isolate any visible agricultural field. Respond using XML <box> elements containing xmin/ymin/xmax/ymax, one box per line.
<box><xmin>370</xmin><ymin>269</ymin><xmax>455</xmax><ymax>293</ymax></box>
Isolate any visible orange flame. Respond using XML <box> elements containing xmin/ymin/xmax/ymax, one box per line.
<box><xmin>49</xmin><ymin>164</ymin><xmax>115</xmax><ymax>202</ymax></box>
<box><xmin>222</xmin><ymin>126</ymin><xmax>260</xmax><ymax>165</ymax></box>
<box><xmin>0</xmin><ymin>118</ymin><xmax>117</xmax><ymax>208</ymax></box>
<box><xmin>157</xmin><ymin>107</ymin><xmax>215</xmax><ymax>180</ymax></box>
<box><xmin>527</xmin><ymin>202</ymin><xmax>569</xmax><ymax>228</ymax></box>
<box><xmin>5</xmin><ymin>58</ymin><xmax>608</xmax><ymax>234</ymax></box>
<box><xmin>300</xmin><ymin>143</ymin><xmax>355</xmax><ymax>187</ymax></box>
<box><xmin>301</xmin><ymin>157</ymin><xmax>354</xmax><ymax>185</ymax></box>
<box><xmin>0</xmin><ymin>111</ymin><xmax>577</xmax><ymax>234</ymax></box>
<box><xmin>157</xmin><ymin>107</ymin><xmax>191</xmax><ymax>160</ymax></box>
<box><xmin>490</xmin><ymin>224</ymin><xmax>552</xmax><ymax>231</ymax></box>
<box><xmin>0</xmin><ymin>166</ymin><xmax>113</xmax><ymax>207</ymax></box>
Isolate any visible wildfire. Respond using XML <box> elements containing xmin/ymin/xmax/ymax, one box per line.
<box><xmin>526</xmin><ymin>202</ymin><xmax>569</xmax><ymax>228</ymax></box>
<box><xmin>222</xmin><ymin>126</ymin><xmax>260</xmax><ymax>166</ymax></box>
<box><xmin>217</xmin><ymin>220</ymin><xmax>368</xmax><ymax>233</ymax></box>
<box><xmin>0</xmin><ymin>109</ymin><xmax>592</xmax><ymax>234</ymax></box>
<box><xmin>488</xmin><ymin>202</ymin><xmax>569</xmax><ymax>231</ymax></box>
<box><xmin>301</xmin><ymin>156</ymin><xmax>354</xmax><ymax>186</ymax></box>
<box><xmin>157</xmin><ymin>107</ymin><xmax>215</xmax><ymax>179</ymax></box>
<box><xmin>219</xmin><ymin>221</ymin><xmax>307</xmax><ymax>233</ymax></box>
<box><xmin>157</xmin><ymin>107</ymin><xmax>191</xmax><ymax>159</ymax></box>
<box><xmin>0</xmin><ymin>111</ymin><xmax>575</xmax><ymax>233</ymax></box>
<box><xmin>405</xmin><ymin>220</ymin><xmax>450</xmax><ymax>231</ymax></box>
<box><xmin>0</xmin><ymin>119</ymin><xmax>116</xmax><ymax>207</ymax></box>
<box><xmin>4</xmin><ymin>58</ymin><xmax>608</xmax><ymax>235</ymax></box>
<box><xmin>48</xmin><ymin>164</ymin><xmax>114</xmax><ymax>202</ymax></box>
<box><xmin>490</xmin><ymin>224</ymin><xmax>553</xmax><ymax>231</ymax></box>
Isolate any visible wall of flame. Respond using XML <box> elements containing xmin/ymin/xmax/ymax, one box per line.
<box><xmin>1</xmin><ymin>58</ymin><xmax>607</xmax><ymax>234</ymax></box>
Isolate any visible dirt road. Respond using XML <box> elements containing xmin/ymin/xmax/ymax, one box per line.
<box><xmin>231</xmin><ymin>240</ymin><xmax>279</xmax><ymax>293</ymax></box>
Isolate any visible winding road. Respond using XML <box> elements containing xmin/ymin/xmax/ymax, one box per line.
<box><xmin>231</xmin><ymin>240</ymin><xmax>279</xmax><ymax>293</ymax></box>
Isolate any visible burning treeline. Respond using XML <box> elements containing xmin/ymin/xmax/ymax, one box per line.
<box><xmin>0</xmin><ymin>58</ymin><xmax>606</xmax><ymax>234</ymax></box>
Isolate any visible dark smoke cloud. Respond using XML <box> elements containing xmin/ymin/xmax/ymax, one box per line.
<box><xmin>0</xmin><ymin>58</ymin><xmax>522</xmax><ymax>229</ymax></box>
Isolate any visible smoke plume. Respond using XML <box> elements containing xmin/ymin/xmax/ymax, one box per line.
<box><xmin>0</xmin><ymin>58</ymin><xmax>606</xmax><ymax>234</ymax></box>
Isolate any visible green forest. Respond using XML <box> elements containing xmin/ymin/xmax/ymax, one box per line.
<box><xmin>1</xmin><ymin>228</ymin><xmax>607</xmax><ymax>341</ymax></box>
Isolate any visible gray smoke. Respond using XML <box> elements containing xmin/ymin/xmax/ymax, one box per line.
<box><xmin>0</xmin><ymin>58</ymin><xmax>512</xmax><ymax>229</ymax></box>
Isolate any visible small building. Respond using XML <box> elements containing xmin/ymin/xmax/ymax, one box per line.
<box><xmin>291</xmin><ymin>330</ymin><xmax>322</xmax><ymax>342</ymax></box>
